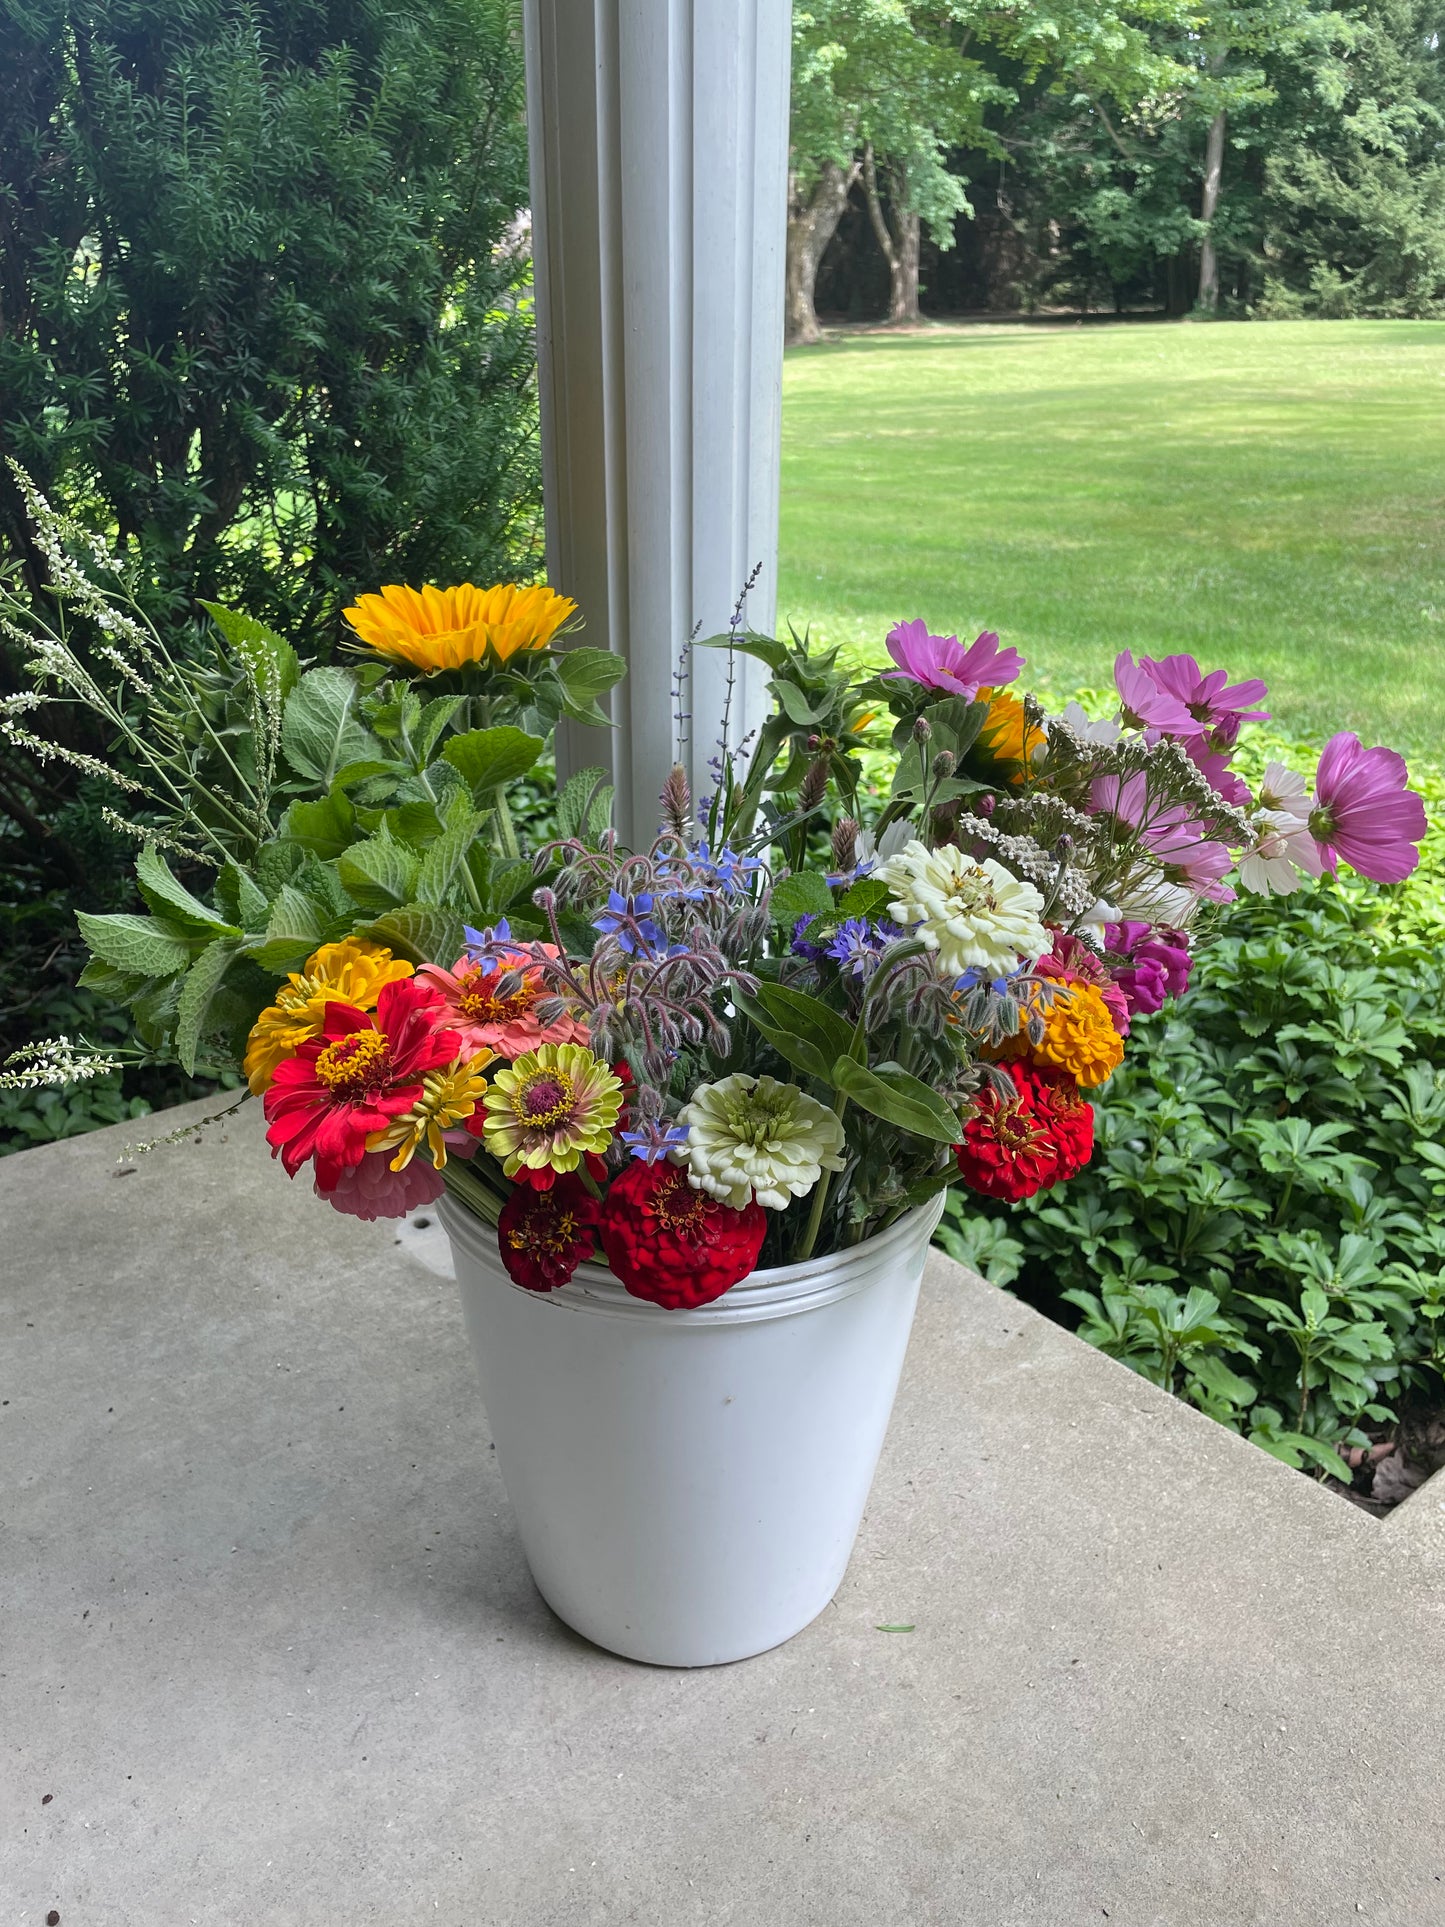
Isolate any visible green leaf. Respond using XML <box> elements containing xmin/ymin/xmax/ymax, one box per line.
<box><xmin>769</xmin><ymin>872</ymin><xmax>835</xmax><ymax>928</ymax></box>
<box><xmin>441</xmin><ymin>725</ymin><xmax>544</xmax><ymax>796</ymax></box>
<box><xmin>415</xmin><ymin>695</ymin><xmax>464</xmax><ymax>764</ymax></box>
<box><xmin>773</xmin><ymin>679</ymin><xmax>828</xmax><ymax>727</ymax></box>
<box><xmin>417</xmin><ymin>794</ymin><xmax>486</xmax><ymax>905</ymax></box>
<box><xmin>280</xmin><ymin>787</ymin><xmax>355</xmax><ymax>861</ymax></box>
<box><xmin>282</xmin><ymin>667</ymin><xmax>383</xmax><ymax>786</ymax></box>
<box><xmin>838</xmin><ymin>877</ymin><xmax>891</xmax><ymax>919</ymax></box>
<box><xmin>554</xmin><ymin>647</ymin><xmax>627</xmax><ymax>726</ymax></box>
<box><xmin>831</xmin><ymin>1058</ymin><xmax>960</xmax><ymax>1144</ymax></box>
<box><xmin>215</xmin><ymin>860</ymin><xmax>270</xmax><ymax>931</ymax></box>
<box><xmin>134</xmin><ymin>845</ymin><xmax>240</xmax><ymax>937</ymax></box>
<box><xmin>556</xmin><ymin>765</ymin><xmax>614</xmax><ymax>841</ymax></box>
<box><xmin>201</xmin><ymin>600</ymin><xmax>300</xmax><ymax>703</ymax></box>
<box><xmin>174</xmin><ymin>938</ymin><xmax>242</xmax><ymax>1075</ymax></box>
<box><xmin>360</xmin><ymin>904</ymin><xmax>467</xmax><ymax>967</ymax></box>
<box><xmin>876</xmin><ymin>1624</ymin><xmax>915</xmax><ymax>1633</ymax></box>
<box><xmin>337</xmin><ymin>824</ymin><xmax>422</xmax><ymax>912</ymax></box>
<box><xmin>693</xmin><ymin>630</ymin><xmax>789</xmax><ymax>670</ymax></box>
<box><xmin>76</xmin><ymin>958</ymin><xmax>148</xmax><ymax>997</ymax></box>
<box><xmin>76</xmin><ymin>911</ymin><xmax>194</xmax><ymax>978</ymax></box>
<box><xmin>251</xmin><ymin>884</ymin><xmax>330</xmax><ymax>972</ymax></box>
<box><xmin>731</xmin><ymin>982</ymin><xmax>855</xmax><ymax>1084</ymax></box>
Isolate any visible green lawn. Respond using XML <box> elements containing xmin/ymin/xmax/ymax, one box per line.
<box><xmin>777</xmin><ymin>320</ymin><xmax>1445</xmax><ymax>756</ymax></box>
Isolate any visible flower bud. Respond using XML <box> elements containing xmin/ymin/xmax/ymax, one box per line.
<box><xmin>831</xmin><ymin>816</ymin><xmax>859</xmax><ymax>872</ymax></box>
<box><xmin>912</xmin><ymin>715</ymin><xmax>933</xmax><ymax>743</ymax></box>
<box><xmin>933</xmin><ymin>750</ymin><xmax>956</xmax><ymax>779</ymax></box>
<box><xmin>976</xmin><ymin>793</ymin><xmax>996</xmax><ymax>818</ymax></box>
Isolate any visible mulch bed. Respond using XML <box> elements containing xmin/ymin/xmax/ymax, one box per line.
<box><xmin>1329</xmin><ymin>1407</ymin><xmax>1445</xmax><ymax>1516</ymax></box>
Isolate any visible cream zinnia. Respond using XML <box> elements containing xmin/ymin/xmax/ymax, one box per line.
<box><xmin>879</xmin><ymin>840</ymin><xmax>1049</xmax><ymax>979</ymax></box>
<box><xmin>673</xmin><ymin>1074</ymin><xmax>846</xmax><ymax>1212</ymax></box>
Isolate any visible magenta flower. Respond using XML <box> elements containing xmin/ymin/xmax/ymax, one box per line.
<box><xmin>1138</xmin><ymin>654</ymin><xmax>1270</xmax><ymax>747</ymax></box>
<box><xmin>1106</xmin><ymin>922</ymin><xmax>1192</xmax><ymax>1016</ymax></box>
<box><xmin>883</xmin><ymin>620</ymin><xmax>1025</xmax><ymax>698</ymax></box>
<box><xmin>1114</xmin><ymin>652</ymin><xmax>1195</xmax><ymax>733</ymax></box>
<box><xmin>1309</xmin><ymin>733</ymin><xmax>1427</xmax><ymax>884</ymax></box>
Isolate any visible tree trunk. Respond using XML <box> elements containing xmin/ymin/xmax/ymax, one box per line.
<box><xmin>1197</xmin><ymin>107</ymin><xmax>1225</xmax><ymax>310</ymax></box>
<box><xmin>861</xmin><ymin>144</ymin><xmax>921</xmax><ymax>325</ymax></box>
<box><xmin>785</xmin><ymin>158</ymin><xmax>859</xmax><ymax>345</ymax></box>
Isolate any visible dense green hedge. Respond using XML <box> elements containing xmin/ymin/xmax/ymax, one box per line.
<box><xmin>940</xmin><ymin>738</ymin><xmax>1445</xmax><ymax>1483</ymax></box>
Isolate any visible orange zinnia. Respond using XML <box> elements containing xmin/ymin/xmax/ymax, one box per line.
<box><xmin>342</xmin><ymin>582</ymin><xmax>578</xmax><ymax>673</ymax></box>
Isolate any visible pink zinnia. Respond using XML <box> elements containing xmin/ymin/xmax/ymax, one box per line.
<box><xmin>882</xmin><ymin>620</ymin><xmax>1025</xmax><ymax>699</ymax></box>
<box><xmin>416</xmin><ymin>947</ymin><xmax>589</xmax><ymax>1060</ymax></box>
<box><xmin>1309</xmin><ymin>733</ymin><xmax>1427</xmax><ymax>884</ymax></box>
<box><xmin>1114</xmin><ymin>652</ymin><xmax>1195</xmax><ymax>734</ymax></box>
<box><xmin>1138</xmin><ymin>654</ymin><xmax>1269</xmax><ymax>747</ymax></box>
<box><xmin>318</xmin><ymin>1148</ymin><xmax>445</xmax><ymax>1220</ymax></box>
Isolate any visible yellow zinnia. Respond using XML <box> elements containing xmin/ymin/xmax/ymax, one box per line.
<box><xmin>367</xmin><ymin>1052</ymin><xmax>494</xmax><ymax>1172</ymax></box>
<box><xmin>1030</xmin><ymin>981</ymin><xmax>1124</xmax><ymax>1088</ymax></box>
<box><xmin>244</xmin><ymin>940</ymin><xmax>414</xmax><ymax>1094</ymax></box>
<box><xmin>341</xmin><ymin>582</ymin><xmax>578</xmax><ymax>673</ymax></box>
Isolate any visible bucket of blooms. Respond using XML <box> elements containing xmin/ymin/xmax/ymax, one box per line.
<box><xmin>2</xmin><ymin>474</ymin><xmax>1426</xmax><ymax>1664</ymax></box>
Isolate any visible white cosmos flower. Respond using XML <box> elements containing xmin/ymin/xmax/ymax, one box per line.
<box><xmin>1237</xmin><ymin>810</ymin><xmax>1324</xmax><ymax>896</ymax></box>
<box><xmin>1074</xmin><ymin>897</ymin><xmax>1120</xmax><ymax>948</ymax></box>
<box><xmin>1113</xmin><ymin>873</ymin><xmax>1196</xmax><ymax>927</ymax></box>
<box><xmin>1257</xmin><ymin>761</ymin><xmax>1311</xmax><ymax>822</ymax></box>
<box><xmin>878</xmin><ymin>840</ymin><xmax>1049</xmax><ymax>978</ymax></box>
<box><xmin>1053</xmin><ymin>700</ymin><xmax>1122</xmax><ymax>747</ymax></box>
<box><xmin>674</xmin><ymin>1074</ymin><xmax>846</xmax><ymax>1212</ymax></box>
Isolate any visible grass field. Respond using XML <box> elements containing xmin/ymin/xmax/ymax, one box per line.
<box><xmin>777</xmin><ymin>319</ymin><xmax>1445</xmax><ymax>755</ymax></box>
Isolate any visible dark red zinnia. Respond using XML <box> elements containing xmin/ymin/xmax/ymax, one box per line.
<box><xmin>1016</xmin><ymin>1061</ymin><xmax>1094</xmax><ymax>1181</ymax></box>
<box><xmin>263</xmin><ymin>978</ymin><xmax>457</xmax><ymax>1188</ymax></box>
<box><xmin>497</xmin><ymin>1174</ymin><xmax>602</xmax><ymax>1291</ymax></box>
<box><xmin>598</xmin><ymin>1160</ymin><xmax>766</xmax><ymax>1309</ymax></box>
<box><xmin>954</xmin><ymin>1061</ymin><xmax>1073</xmax><ymax>1202</ymax></box>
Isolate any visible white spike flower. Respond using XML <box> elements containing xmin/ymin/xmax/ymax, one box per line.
<box><xmin>673</xmin><ymin>1074</ymin><xmax>846</xmax><ymax>1212</ymax></box>
<box><xmin>878</xmin><ymin>839</ymin><xmax>1050</xmax><ymax>979</ymax></box>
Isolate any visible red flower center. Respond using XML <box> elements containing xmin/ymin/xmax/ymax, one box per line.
<box><xmin>515</xmin><ymin>1072</ymin><xmax>573</xmax><ymax>1126</ymax></box>
<box><xmin>314</xmin><ymin>1029</ymin><xmax>392</xmax><ymax>1100</ymax></box>
<box><xmin>992</xmin><ymin>1101</ymin><xmax>1045</xmax><ymax>1159</ymax></box>
<box><xmin>649</xmin><ymin>1170</ymin><xmax>709</xmax><ymax>1239</ymax></box>
<box><xmin>457</xmin><ymin>968</ymin><xmax>535</xmax><ymax>1025</ymax></box>
<box><xmin>508</xmin><ymin>1206</ymin><xmax>580</xmax><ymax>1258</ymax></box>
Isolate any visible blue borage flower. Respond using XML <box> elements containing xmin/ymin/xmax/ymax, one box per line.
<box><xmin>593</xmin><ymin>890</ymin><xmax>666</xmax><ymax>955</ymax></box>
<box><xmin>620</xmin><ymin>1119</ymin><xmax>691</xmax><ymax>1163</ymax></box>
<box><xmin>461</xmin><ymin>917</ymin><xmax>513</xmax><ymax>960</ymax></box>
<box><xmin>954</xmin><ymin>965</ymin><xmax>1024</xmax><ymax>996</ymax></box>
<box><xmin>791</xmin><ymin>913</ymin><xmax>827</xmax><ymax>963</ymax></box>
<box><xmin>824</xmin><ymin>917</ymin><xmax>906</xmax><ymax>979</ymax></box>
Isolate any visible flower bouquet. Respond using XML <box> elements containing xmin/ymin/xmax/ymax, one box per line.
<box><xmin>4</xmin><ymin>473</ymin><xmax>1426</xmax><ymax>1660</ymax></box>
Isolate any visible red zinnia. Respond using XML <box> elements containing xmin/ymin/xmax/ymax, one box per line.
<box><xmin>263</xmin><ymin>978</ymin><xmax>458</xmax><ymax>1188</ymax></box>
<box><xmin>497</xmin><ymin>1174</ymin><xmax>602</xmax><ymax>1291</ymax></box>
<box><xmin>954</xmin><ymin>1061</ymin><xmax>1077</xmax><ymax>1202</ymax></box>
<box><xmin>1018</xmin><ymin>1061</ymin><xmax>1094</xmax><ymax>1181</ymax></box>
<box><xmin>599</xmin><ymin>1160</ymin><xmax>766</xmax><ymax>1309</ymax></box>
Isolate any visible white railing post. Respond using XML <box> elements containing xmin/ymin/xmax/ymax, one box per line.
<box><xmin>523</xmin><ymin>0</ymin><xmax>791</xmax><ymax>845</ymax></box>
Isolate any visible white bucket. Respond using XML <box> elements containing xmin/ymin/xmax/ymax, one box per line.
<box><xmin>441</xmin><ymin>1192</ymin><xmax>944</xmax><ymax>1666</ymax></box>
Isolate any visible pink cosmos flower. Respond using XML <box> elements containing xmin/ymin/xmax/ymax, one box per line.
<box><xmin>1309</xmin><ymin>733</ymin><xmax>1427</xmax><ymax>884</ymax></box>
<box><xmin>416</xmin><ymin>947</ymin><xmax>589</xmax><ymax>1060</ymax></box>
<box><xmin>1137</xmin><ymin>654</ymin><xmax>1270</xmax><ymax>747</ymax></box>
<box><xmin>1114</xmin><ymin>652</ymin><xmax>1196</xmax><ymax>734</ymax></box>
<box><xmin>1182</xmin><ymin>737</ymin><xmax>1252</xmax><ymax>810</ymax></box>
<box><xmin>883</xmin><ymin>621</ymin><xmax>1025</xmax><ymax>699</ymax></box>
<box><xmin>318</xmin><ymin>1148</ymin><xmax>445</xmax><ymax>1220</ymax></box>
<box><xmin>1090</xmin><ymin>772</ymin><xmax>1234</xmax><ymax>901</ymax></box>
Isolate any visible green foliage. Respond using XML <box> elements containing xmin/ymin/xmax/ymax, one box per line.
<box><xmin>942</xmin><ymin>742</ymin><xmax>1445</xmax><ymax>1475</ymax></box>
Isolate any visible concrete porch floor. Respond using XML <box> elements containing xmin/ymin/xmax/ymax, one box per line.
<box><xmin>2</xmin><ymin>1097</ymin><xmax>1443</xmax><ymax>1927</ymax></box>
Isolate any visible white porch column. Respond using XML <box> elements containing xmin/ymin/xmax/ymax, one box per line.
<box><xmin>523</xmin><ymin>0</ymin><xmax>792</xmax><ymax>846</ymax></box>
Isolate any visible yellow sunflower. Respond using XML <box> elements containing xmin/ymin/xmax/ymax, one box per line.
<box><xmin>341</xmin><ymin>582</ymin><xmax>578</xmax><ymax>673</ymax></box>
<box><xmin>244</xmin><ymin>940</ymin><xmax>414</xmax><ymax>1095</ymax></box>
<box><xmin>973</xmin><ymin>687</ymin><xmax>1047</xmax><ymax>786</ymax></box>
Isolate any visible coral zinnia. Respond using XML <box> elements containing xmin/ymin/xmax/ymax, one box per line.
<box><xmin>599</xmin><ymin>1160</ymin><xmax>766</xmax><ymax>1309</ymax></box>
<box><xmin>366</xmin><ymin>1052</ymin><xmax>493</xmax><ymax>1172</ymax></box>
<box><xmin>342</xmin><ymin>582</ymin><xmax>578</xmax><ymax>673</ymax></box>
<box><xmin>674</xmin><ymin>1073</ymin><xmax>846</xmax><ymax>1211</ymax></box>
<box><xmin>954</xmin><ymin>1063</ymin><xmax>1067</xmax><ymax>1202</ymax></box>
<box><xmin>481</xmin><ymin>1042</ymin><xmax>623</xmax><ymax>1179</ymax></box>
<box><xmin>263</xmin><ymin>979</ymin><xmax>459</xmax><ymax>1187</ymax></box>
<box><xmin>244</xmin><ymin>940</ymin><xmax>414</xmax><ymax>1095</ymax></box>
<box><xmin>880</xmin><ymin>840</ymin><xmax>1049</xmax><ymax>978</ymax></box>
<box><xmin>497</xmin><ymin>1174</ymin><xmax>602</xmax><ymax>1292</ymax></box>
<box><xmin>1308</xmin><ymin>732</ymin><xmax>1426</xmax><ymax>884</ymax></box>
<box><xmin>417</xmin><ymin>947</ymin><xmax>588</xmax><ymax>1060</ymax></box>
<box><xmin>318</xmin><ymin>1148</ymin><xmax>446</xmax><ymax>1221</ymax></box>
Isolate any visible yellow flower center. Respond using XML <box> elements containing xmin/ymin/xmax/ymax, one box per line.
<box><xmin>315</xmin><ymin>1029</ymin><xmax>391</xmax><ymax>1099</ymax></box>
<box><xmin>508</xmin><ymin>1208</ymin><xmax>581</xmax><ymax>1258</ymax></box>
<box><xmin>458</xmin><ymin>969</ymin><xmax>535</xmax><ymax>1025</ymax></box>
<box><xmin>513</xmin><ymin>1070</ymin><xmax>574</xmax><ymax>1129</ymax></box>
<box><xmin>993</xmin><ymin>1102</ymin><xmax>1042</xmax><ymax>1155</ymax></box>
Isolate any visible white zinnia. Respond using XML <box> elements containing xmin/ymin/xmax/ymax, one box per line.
<box><xmin>878</xmin><ymin>840</ymin><xmax>1049</xmax><ymax>978</ymax></box>
<box><xmin>674</xmin><ymin>1074</ymin><xmax>846</xmax><ymax>1212</ymax></box>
